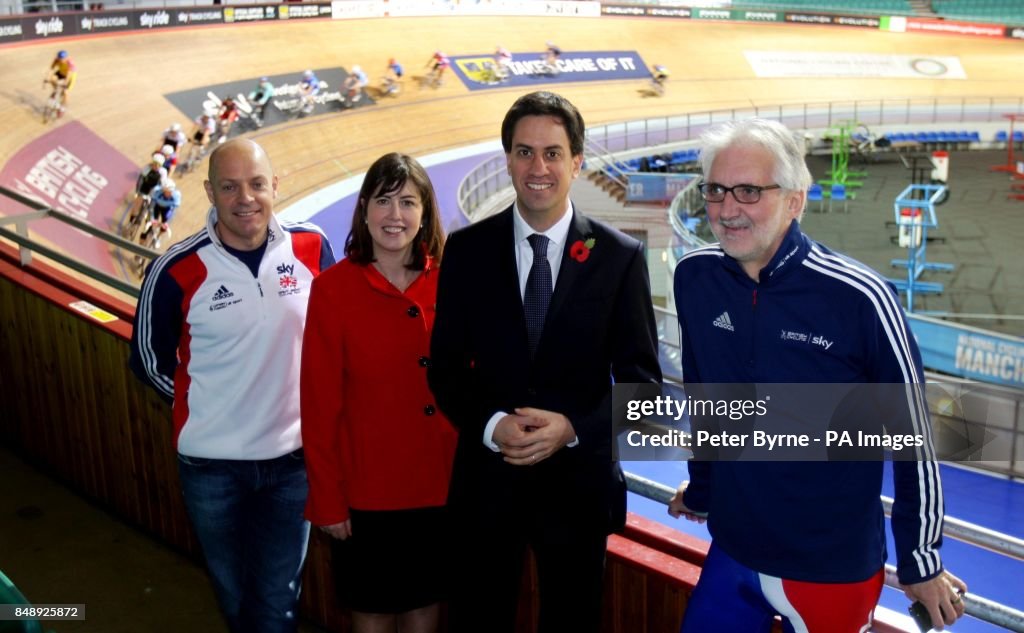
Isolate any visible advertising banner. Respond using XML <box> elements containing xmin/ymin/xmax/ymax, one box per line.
<box><xmin>383</xmin><ymin>0</ymin><xmax>599</xmax><ymax>17</ymax></box>
<box><xmin>646</xmin><ymin>7</ymin><xmax>691</xmax><ymax>18</ymax></box>
<box><xmin>886</xmin><ymin>16</ymin><xmax>1006</xmax><ymax>38</ymax></box>
<box><xmin>20</xmin><ymin>14</ymin><xmax>76</xmax><ymax>40</ymax></box>
<box><xmin>784</xmin><ymin>12</ymin><xmax>879</xmax><ymax>28</ymax></box>
<box><xmin>784</xmin><ymin>11</ymin><xmax>833</xmax><ymax>26</ymax></box>
<box><xmin>601</xmin><ymin>5</ymin><xmax>691</xmax><ymax>18</ymax></box>
<box><xmin>223</xmin><ymin>5</ymin><xmax>277</xmax><ymax>23</ymax></box>
<box><xmin>173</xmin><ymin>8</ymin><xmax>225</xmax><ymax>26</ymax></box>
<box><xmin>134</xmin><ymin>9</ymin><xmax>175</xmax><ymax>30</ymax></box>
<box><xmin>626</xmin><ymin>173</ymin><xmax>697</xmax><ymax>203</ymax></box>
<box><xmin>278</xmin><ymin>3</ymin><xmax>331</xmax><ymax>20</ymax></box>
<box><xmin>600</xmin><ymin>4</ymin><xmax>646</xmax><ymax>17</ymax></box>
<box><xmin>739</xmin><ymin>10</ymin><xmax>782</xmax><ymax>22</ymax></box>
<box><xmin>330</xmin><ymin>0</ymin><xmax>383</xmax><ymax>19</ymax></box>
<box><xmin>832</xmin><ymin>14</ymin><xmax>880</xmax><ymax>28</ymax></box>
<box><xmin>744</xmin><ymin>51</ymin><xmax>967</xmax><ymax>79</ymax></box>
<box><xmin>0</xmin><ymin>18</ymin><xmax>24</xmax><ymax>43</ymax></box>
<box><xmin>0</xmin><ymin>121</ymin><xmax>139</xmax><ymax>276</ymax></box>
<box><xmin>692</xmin><ymin>8</ymin><xmax>732</xmax><ymax>21</ymax></box>
<box><xmin>450</xmin><ymin>50</ymin><xmax>650</xmax><ymax>92</ymax></box>
<box><xmin>78</xmin><ymin>12</ymin><xmax>134</xmax><ymax>35</ymax></box>
<box><xmin>908</xmin><ymin>315</ymin><xmax>1024</xmax><ymax>389</ymax></box>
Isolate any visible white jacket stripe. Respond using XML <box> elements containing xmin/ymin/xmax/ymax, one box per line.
<box><xmin>804</xmin><ymin>246</ymin><xmax>943</xmax><ymax>578</ymax></box>
<box><xmin>135</xmin><ymin>231</ymin><xmax>208</xmax><ymax>399</ymax></box>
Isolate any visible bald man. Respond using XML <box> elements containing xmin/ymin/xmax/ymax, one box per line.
<box><xmin>130</xmin><ymin>139</ymin><xmax>336</xmax><ymax>633</ymax></box>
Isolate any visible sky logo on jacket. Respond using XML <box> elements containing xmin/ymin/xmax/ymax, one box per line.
<box><xmin>713</xmin><ymin>311</ymin><xmax>735</xmax><ymax>332</ymax></box>
<box><xmin>276</xmin><ymin>262</ymin><xmax>301</xmax><ymax>297</ymax></box>
<box><xmin>812</xmin><ymin>335</ymin><xmax>834</xmax><ymax>350</ymax></box>
<box><xmin>780</xmin><ymin>329</ymin><xmax>835</xmax><ymax>351</ymax></box>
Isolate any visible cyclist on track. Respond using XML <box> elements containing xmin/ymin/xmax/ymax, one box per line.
<box><xmin>126</xmin><ymin>154</ymin><xmax>168</xmax><ymax>231</ymax></box>
<box><xmin>44</xmin><ymin>50</ymin><xmax>77</xmax><ymax>114</ymax></box>
<box><xmin>381</xmin><ymin>58</ymin><xmax>403</xmax><ymax>96</ymax></box>
<box><xmin>216</xmin><ymin>96</ymin><xmax>240</xmax><ymax>143</ymax></box>
<box><xmin>651</xmin><ymin>64</ymin><xmax>670</xmax><ymax>95</ymax></box>
<box><xmin>425</xmin><ymin>51</ymin><xmax>450</xmax><ymax>87</ymax></box>
<box><xmin>248</xmin><ymin>77</ymin><xmax>275</xmax><ymax>127</ymax></box>
<box><xmin>159</xmin><ymin>144</ymin><xmax>179</xmax><ymax>174</ymax></box>
<box><xmin>139</xmin><ymin>179</ymin><xmax>181</xmax><ymax>252</ymax></box>
<box><xmin>298</xmin><ymin>69</ymin><xmax>322</xmax><ymax>114</ymax></box>
<box><xmin>343</xmin><ymin>64</ymin><xmax>369</xmax><ymax>105</ymax></box>
<box><xmin>542</xmin><ymin>41</ymin><xmax>562</xmax><ymax>74</ymax></box>
<box><xmin>182</xmin><ymin>111</ymin><xmax>217</xmax><ymax>171</ymax></box>
<box><xmin>494</xmin><ymin>45</ymin><xmax>513</xmax><ymax>81</ymax></box>
<box><xmin>159</xmin><ymin>123</ymin><xmax>187</xmax><ymax>154</ymax></box>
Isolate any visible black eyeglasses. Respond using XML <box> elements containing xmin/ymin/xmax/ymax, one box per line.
<box><xmin>699</xmin><ymin>182</ymin><xmax>782</xmax><ymax>204</ymax></box>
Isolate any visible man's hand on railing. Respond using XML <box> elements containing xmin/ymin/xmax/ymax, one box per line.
<box><xmin>903</xmin><ymin>570</ymin><xmax>968</xmax><ymax>632</ymax></box>
<box><xmin>667</xmin><ymin>481</ymin><xmax>707</xmax><ymax>524</ymax></box>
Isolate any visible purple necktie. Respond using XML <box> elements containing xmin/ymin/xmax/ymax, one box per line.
<box><xmin>524</xmin><ymin>234</ymin><xmax>553</xmax><ymax>356</ymax></box>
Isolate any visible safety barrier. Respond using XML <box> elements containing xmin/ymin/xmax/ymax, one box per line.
<box><xmin>626</xmin><ymin>473</ymin><xmax>1024</xmax><ymax>632</ymax></box>
<box><xmin>458</xmin><ymin>96</ymin><xmax>1024</xmax><ymax>220</ymax></box>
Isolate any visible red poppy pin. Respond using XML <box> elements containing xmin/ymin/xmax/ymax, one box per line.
<box><xmin>570</xmin><ymin>237</ymin><xmax>596</xmax><ymax>263</ymax></box>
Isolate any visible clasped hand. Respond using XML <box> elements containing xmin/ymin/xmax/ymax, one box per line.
<box><xmin>495</xmin><ymin>407</ymin><xmax>576</xmax><ymax>466</ymax></box>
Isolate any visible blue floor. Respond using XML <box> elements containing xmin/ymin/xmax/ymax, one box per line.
<box><xmin>624</xmin><ymin>461</ymin><xmax>1024</xmax><ymax>632</ymax></box>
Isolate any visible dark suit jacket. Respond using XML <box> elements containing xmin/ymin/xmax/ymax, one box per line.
<box><xmin>428</xmin><ymin>205</ymin><xmax>661</xmax><ymax>534</ymax></box>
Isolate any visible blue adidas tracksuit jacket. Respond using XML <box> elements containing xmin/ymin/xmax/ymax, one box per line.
<box><xmin>675</xmin><ymin>220</ymin><xmax>944</xmax><ymax>585</ymax></box>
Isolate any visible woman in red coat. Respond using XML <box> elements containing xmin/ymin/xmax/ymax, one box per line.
<box><xmin>300</xmin><ymin>152</ymin><xmax>455</xmax><ymax>633</ymax></box>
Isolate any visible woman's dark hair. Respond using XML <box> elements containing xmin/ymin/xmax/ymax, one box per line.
<box><xmin>344</xmin><ymin>152</ymin><xmax>444</xmax><ymax>269</ymax></box>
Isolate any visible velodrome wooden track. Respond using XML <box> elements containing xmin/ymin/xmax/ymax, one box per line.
<box><xmin>2</xmin><ymin>13</ymin><xmax>1024</xmax><ymax>264</ymax></box>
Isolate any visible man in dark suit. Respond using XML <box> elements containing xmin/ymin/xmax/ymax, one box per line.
<box><xmin>428</xmin><ymin>91</ymin><xmax>662</xmax><ymax>633</ymax></box>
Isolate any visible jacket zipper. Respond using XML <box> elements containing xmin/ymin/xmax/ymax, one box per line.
<box><xmin>749</xmin><ymin>287</ymin><xmax>758</xmax><ymax>369</ymax></box>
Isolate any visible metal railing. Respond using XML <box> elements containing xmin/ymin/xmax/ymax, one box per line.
<box><xmin>0</xmin><ymin>185</ymin><xmax>149</xmax><ymax>298</ymax></box>
<box><xmin>625</xmin><ymin>472</ymin><xmax>1024</xmax><ymax>632</ymax></box>
<box><xmin>582</xmin><ymin>136</ymin><xmax>630</xmax><ymax>187</ymax></box>
<box><xmin>584</xmin><ymin>97</ymin><xmax>1024</xmax><ymax>155</ymax></box>
<box><xmin>3</xmin><ymin>0</ymin><xmax>261</xmax><ymax>15</ymax></box>
<box><xmin>457</xmin><ymin>96</ymin><xmax>1024</xmax><ymax>220</ymax></box>
<box><xmin>456</xmin><ymin>153</ymin><xmax>511</xmax><ymax>224</ymax></box>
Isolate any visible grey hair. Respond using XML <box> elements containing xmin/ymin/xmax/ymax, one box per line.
<box><xmin>698</xmin><ymin>118</ymin><xmax>812</xmax><ymax>195</ymax></box>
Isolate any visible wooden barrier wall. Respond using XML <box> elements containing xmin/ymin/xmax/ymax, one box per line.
<box><xmin>0</xmin><ymin>242</ymin><xmax>703</xmax><ymax>633</ymax></box>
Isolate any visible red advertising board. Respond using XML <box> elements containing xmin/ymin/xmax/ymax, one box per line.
<box><xmin>904</xmin><ymin>17</ymin><xmax>1005</xmax><ymax>38</ymax></box>
<box><xmin>0</xmin><ymin>121</ymin><xmax>138</xmax><ymax>275</ymax></box>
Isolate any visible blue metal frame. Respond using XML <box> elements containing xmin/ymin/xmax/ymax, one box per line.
<box><xmin>888</xmin><ymin>184</ymin><xmax>954</xmax><ymax>312</ymax></box>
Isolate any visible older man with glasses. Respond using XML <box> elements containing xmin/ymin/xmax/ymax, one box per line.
<box><xmin>669</xmin><ymin>118</ymin><xmax>967</xmax><ymax>633</ymax></box>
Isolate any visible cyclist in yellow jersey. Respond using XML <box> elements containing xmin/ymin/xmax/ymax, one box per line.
<box><xmin>45</xmin><ymin>50</ymin><xmax>77</xmax><ymax>113</ymax></box>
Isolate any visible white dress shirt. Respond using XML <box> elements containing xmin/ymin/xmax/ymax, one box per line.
<box><xmin>483</xmin><ymin>201</ymin><xmax>579</xmax><ymax>451</ymax></box>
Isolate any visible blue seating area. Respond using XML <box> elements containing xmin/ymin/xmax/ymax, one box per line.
<box><xmin>881</xmin><ymin>130</ymin><xmax>982</xmax><ymax>149</ymax></box>
<box><xmin>807</xmin><ymin>183</ymin><xmax>824</xmax><ymax>212</ymax></box>
<box><xmin>615</xmin><ymin>148</ymin><xmax>702</xmax><ymax>175</ymax></box>
<box><xmin>994</xmin><ymin>130</ymin><xmax>1024</xmax><ymax>143</ymax></box>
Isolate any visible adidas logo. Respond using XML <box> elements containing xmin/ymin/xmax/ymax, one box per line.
<box><xmin>212</xmin><ymin>285</ymin><xmax>234</xmax><ymax>301</ymax></box>
<box><xmin>713</xmin><ymin>311</ymin><xmax>734</xmax><ymax>332</ymax></box>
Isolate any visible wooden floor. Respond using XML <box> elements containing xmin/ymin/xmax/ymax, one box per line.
<box><xmin>2</xmin><ymin>14</ymin><xmax>1024</xmax><ymax>252</ymax></box>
